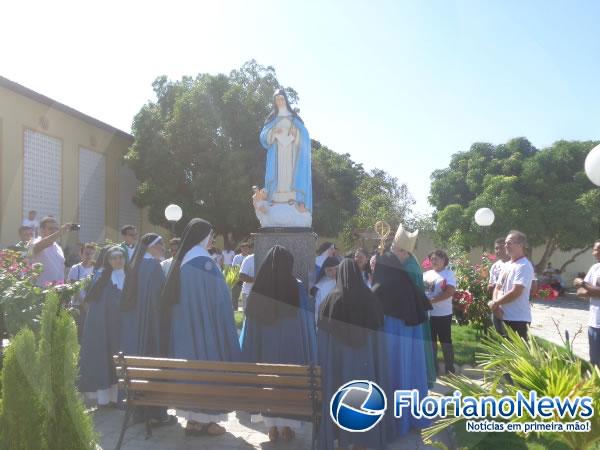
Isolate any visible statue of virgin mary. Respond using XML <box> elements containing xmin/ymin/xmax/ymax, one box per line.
<box><xmin>258</xmin><ymin>89</ymin><xmax>312</xmax><ymax>227</ymax></box>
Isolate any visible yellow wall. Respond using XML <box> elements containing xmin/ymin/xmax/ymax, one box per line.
<box><xmin>0</xmin><ymin>84</ymin><xmax>137</xmax><ymax>250</ymax></box>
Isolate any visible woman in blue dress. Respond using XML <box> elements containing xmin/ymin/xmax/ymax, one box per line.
<box><xmin>317</xmin><ymin>258</ymin><xmax>386</xmax><ymax>450</ymax></box>
<box><xmin>162</xmin><ymin>218</ymin><xmax>241</xmax><ymax>437</ymax></box>
<box><xmin>79</xmin><ymin>245</ymin><xmax>126</xmax><ymax>406</ymax></box>
<box><xmin>371</xmin><ymin>251</ymin><xmax>431</xmax><ymax>439</ymax></box>
<box><xmin>240</xmin><ymin>245</ymin><xmax>316</xmax><ymax>443</ymax></box>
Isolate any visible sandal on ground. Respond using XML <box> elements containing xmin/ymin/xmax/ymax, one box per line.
<box><xmin>205</xmin><ymin>422</ymin><xmax>226</xmax><ymax>436</ymax></box>
<box><xmin>268</xmin><ymin>426</ymin><xmax>279</xmax><ymax>442</ymax></box>
<box><xmin>149</xmin><ymin>416</ymin><xmax>176</xmax><ymax>428</ymax></box>
<box><xmin>281</xmin><ymin>426</ymin><xmax>295</xmax><ymax>442</ymax></box>
<box><xmin>184</xmin><ymin>420</ymin><xmax>207</xmax><ymax>436</ymax></box>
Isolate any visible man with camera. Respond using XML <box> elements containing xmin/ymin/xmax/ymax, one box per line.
<box><xmin>28</xmin><ymin>216</ymin><xmax>79</xmax><ymax>287</ymax></box>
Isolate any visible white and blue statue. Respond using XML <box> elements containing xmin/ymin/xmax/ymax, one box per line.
<box><xmin>254</xmin><ymin>89</ymin><xmax>312</xmax><ymax>228</ymax></box>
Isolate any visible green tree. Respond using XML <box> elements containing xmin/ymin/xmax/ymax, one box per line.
<box><xmin>311</xmin><ymin>141</ymin><xmax>365</xmax><ymax>237</ymax></box>
<box><xmin>430</xmin><ymin>138</ymin><xmax>600</xmax><ymax>271</ymax></box>
<box><xmin>341</xmin><ymin>168</ymin><xmax>415</xmax><ymax>247</ymax></box>
<box><xmin>37</xmin><ymin>293</ymin><xmax>96</xmax><ymax>450</ymax></box>
<box><xmin>0</xmin><ymin>328</ymin><xmax>42</xmax><ymax>450</ymax></box>
<box><xmin>126</xmin><ymin>60</ymin><xmax>291</xmax><ymax>244</ymax></box>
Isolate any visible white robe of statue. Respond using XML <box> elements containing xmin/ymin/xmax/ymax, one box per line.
<box><xmin>267</xmin><ymin>110</ymin><xmax>300</xmax><ymax>203</ymax></box>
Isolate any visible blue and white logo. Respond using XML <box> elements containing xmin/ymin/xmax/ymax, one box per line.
<box><xmin>330</xmin><ymin>380</ymin><xmax>387</xmax><ymax>432</ymax></box>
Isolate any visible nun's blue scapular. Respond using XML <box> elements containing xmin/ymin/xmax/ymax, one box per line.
<box><xmin>317</xmin><ymin>258</ymin><xmax>388</xmax><ymax>449</ymax></box>
<box><xmin>163</xmin><ymin>219</ymin><xmax>241</xmax><ymax>426</ymax></box>
<box><xmin>79</xmin><ymin>246</ymin><xmax>126</xmax><ymax>405</ymax></box>
<box><xmin>240</xmin><ymin>245</ymin><xmax>316</xmax><ymax>430</ymax></box>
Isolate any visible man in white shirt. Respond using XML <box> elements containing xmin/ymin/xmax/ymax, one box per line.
<box><xmin>232</xmin><ymin>242</ymin><xmax>251</xmax><ymax>267</ymax></box>
<box><xmin>67</xmin><ymin>243</ymin><xmax>96</xmax><ymax>339</ymax></box>
<box><xmin>119</xmin><ymin>225</ymin><xmax>138</xmax><ymax>263</ymax></box>
<box><xmin>22</xmin><ymin>210</ymin><xmax>39</xmax><ymax>237</ymax></box>
<box><xmin>29</xmin><ymin>216</ymin><xmax>77</xmax><ymax>287</ymax></box>
<box><xmin>574</xmin><ymin>239</ymin><xmax>600</xmax><ymax>367</ymax></box>
<box><xmin>231</xmin><ymin>242</ymin><xmax>251</xmax><ymax>309</ymax></box>
<box><xmin>222</xmin><ymin>245</ymin><xmax>235</xmax><ymax>267</ymax></box>
<box><xmin>239</xmin><ymin>253</ymin><xmax>255</xmax><ymax>311</ymax></box>
<box><xmin>488</xmin><ymin>237</ymin><xmax>510</xmax><ymax>334</ymax></box>
<box><xmin>488</xmin><ymin>230</ymin><xmax>534</xmax><ymax>340</ymax></box>
<box><xmin>161</xmin><ymin>237</ymin><xmax>181</xmax><ymax>275</ymax></box>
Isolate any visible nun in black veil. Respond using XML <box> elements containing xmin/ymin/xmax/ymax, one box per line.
<box><xmin>119</xmin><ymin>233</ymin><xmax>171</xmax><ymax>426</ymax></box>
<box><xmin>317</xmin><ymin>258</ymin><xmax>387</xmax><ymax>450</ymax></box>
<box><xmin>239</xmin><ymin>245</ymin><xmax>316</xmax><ymax>442</ymax></box>
<box><xmin>162</xmin><ymin>218</ymin><xmax>241</xmax><ymax>436</ymax></box>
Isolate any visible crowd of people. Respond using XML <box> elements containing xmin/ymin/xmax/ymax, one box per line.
<box><xmin>4</xmin><ymin>210</ymin><xmax>600</xmax><ymax>449</ymax></box>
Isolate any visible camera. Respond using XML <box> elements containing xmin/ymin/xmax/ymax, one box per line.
<box><xmin>70</xmin><ymin>224</ymin><xmax>81</xmax><ymax>231</ymax></box>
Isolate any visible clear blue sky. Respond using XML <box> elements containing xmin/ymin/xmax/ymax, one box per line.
<box><xmin>3</xmin><ymin>0</ymin><xmax>600</xmax><ymax>212</ymax></box>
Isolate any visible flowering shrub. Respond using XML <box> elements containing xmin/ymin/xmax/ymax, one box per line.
<box><xmin>535</xmin><ymin>283</ymin><xmax>559</xmax><ymax>300</ymax></box>
<box><xmin>449</xmin><ymin>251</ymin><xmax>495</xmax><ymax>334</ymax></box>
<box><xmin>0</xmin><ymin>249</ymin><xmax>87</xmax><ymax>336</ymax></box>
<box><xmin>452</xmin><ymin>290</ymin><xmax>474</xmax><ymax>324</ymax></box>
<box><xmin>421</xmin><ymin>257</ymin><xmax>432</xmax><ymax>271</ymax></box>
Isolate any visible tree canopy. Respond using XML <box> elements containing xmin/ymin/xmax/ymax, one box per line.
<box><xmin>126</xmin><ymin>60</ymin><xmax>414</xmax><ymax>246</ymax></box>
<box><xmin>430</xmin><ymin>137</ymin><xmax>600</xmax><ymax>270</ymax></box>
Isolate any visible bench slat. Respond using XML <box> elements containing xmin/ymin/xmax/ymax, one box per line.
<box><xmin>128</xmin><ymin>393</ymin><xmax>316</xmax><ymax>418</ymax></box>
<box><xmin>121</xmin><ymin>380</ymin><xmax>321</xmax><ymax>402</ymax></box>
<box><xmin>117</xmin><ymin>367</ymin><xmax>321</xmax><ymax>388</ymax></box>
<box><xmin>113</xmin><ymin>355</ymin><xmax>321</xmax><ymax>376</ymax></box>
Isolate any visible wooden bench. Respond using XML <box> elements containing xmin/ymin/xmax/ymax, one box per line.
<box><xmin>113</xmin><ymin>353</ymin><xmax>322</xmax><ymax>450</ymax></box>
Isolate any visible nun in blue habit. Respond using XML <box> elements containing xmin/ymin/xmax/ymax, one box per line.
<box><xmin>120</xmin><ymin>233</ymin><xmax>170</xmax><ymax>425</ymax></box>
<box><xmin>79</xmin><ymin>245</ymin><xmax>126</xmax><ymax>406</ymax></box>
<box><xmin>162</xmin><ymin>219</ymin><xmax>241</xmax><ymax>437</ymax></box>
<box><xmin>240</xmin><ymin>245</ymin><xmax>316</xmax><ymax>443</ymax></box>
<box><xmin>120</xmin><ymin>233</ymin><xmax>166</xmax><ymax>357</ymax></box>
<box><xmin>317</xmin><ymin>258</ymin><xmax>387</xmax><ymax>450</ymax></box>
<box><xmin>371</xmin><ymin>252</ymin><xmax>431</xmax><ymax>439</ymax></box>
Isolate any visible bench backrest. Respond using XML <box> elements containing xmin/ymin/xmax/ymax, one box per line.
<box><xmin>114</xmin><ymin>354</ymin><xmax>322</xmax><ymax>420</ymax></box>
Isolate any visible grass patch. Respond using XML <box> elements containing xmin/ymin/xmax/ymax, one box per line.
<box><xmin>438</xmin><ymin>323</ymin><xmax>565</xmax><ymax>368</ymax></box>
<box><xmin>436</xmin><ymin>323</ymin><xmax>486</xmax><ymax>367</ymax></box>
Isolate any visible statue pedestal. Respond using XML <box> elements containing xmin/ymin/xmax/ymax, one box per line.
<box><xmin>253</xmin><ymin>228</ymin><xmax>317</xmax><ymax>293</ymax></box>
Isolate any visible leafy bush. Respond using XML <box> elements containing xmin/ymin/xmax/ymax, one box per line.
<box><xmin>0</xmin><ymin>328</ymin><xmax>42</xmax><ymax>449</ymax></box>
<box><xmin>0</xmin><ymin>293</ymin><xmax>97</xmax><ymax>450</ymax></box>
<box><xmin>0</xmin><ymin>249</ymin><xmax>88</xmax><ymax>336</ymax></box>
<box><xmin>37</xmin><ymin>293</ymin><xmax>96</xmax><ymax>450</ymax></box>
<box><xmin>423</xmin><ymin>328</ymin><xmax>600</xmax><ymax>450</ymax></box>
<box><xmin>449</xmin><ymin>251</ymin><xmax>494</xmax><ymax>334</ymax></box>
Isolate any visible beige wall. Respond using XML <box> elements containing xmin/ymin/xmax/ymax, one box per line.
<box><xmin>0</xmin><ymin>84</ymin><xmax>153</xmax><ymax>252</ymax></box>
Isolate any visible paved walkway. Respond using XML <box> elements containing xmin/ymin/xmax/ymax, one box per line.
<box><xmin>94</xmin><ymin>407</ymin><xmax>452</xmax><ymax>450</ymax></box>
<box><xmin>529</xmin><ymin>293</ymin><xmax>590</xmax><ymax>360</ymax></box>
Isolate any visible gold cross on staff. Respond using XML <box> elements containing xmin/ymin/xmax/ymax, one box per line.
<box><xmin>374</xmin><ymin>220</ymin><xmax>391</xmax><ymax>255</ymax></box>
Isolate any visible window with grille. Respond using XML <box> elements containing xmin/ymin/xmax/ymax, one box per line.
<box><xmin>78</xmin><ymin>147</ymin><xmax>106</xmax><ymax>243</ymax></box>
<box><xmin>23</xmin><ymin>129</ymin><xmax>62</xmax><ymax>222</ymax></box>
<box><xmin>118</xmin><ymin>165</ymin><xmax>140</xmax><ymax>230</ymax></box>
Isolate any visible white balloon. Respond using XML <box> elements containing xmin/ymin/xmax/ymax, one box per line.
<box><xmin>164</xmin><ymin>204</ymin><xmax>183</xmax><ymax>222</ymax></box>
<box><xmin>474</xmin><ymin>207</ymin><xmax>495</xmax><ymax>226</ymax></box>
<box><xmin>584</xmin><ymin>144</ymin><xmax>600</xmax><ymax>187</ymax></box>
